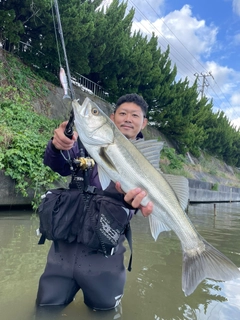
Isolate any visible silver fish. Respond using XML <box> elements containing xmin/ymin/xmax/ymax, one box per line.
<box><xmin>59</xmin><ymin>67</ymin><xmax>71</xmax><ymax>100</ymax></box>
<box><xmin>72</xmin><ymin>97</ymin><xmax>240</xmax><ymax>296</ymax></box>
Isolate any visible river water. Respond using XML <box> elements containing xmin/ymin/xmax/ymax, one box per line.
<box><xmin>1</xmin><ymin>202</ymin><xmax>240</xmax><ymax>320</ymax></box>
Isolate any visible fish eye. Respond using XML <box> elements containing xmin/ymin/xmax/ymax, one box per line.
<box><xmin>91</xmin><ymin>108</ymin><xmax>99</xmax><ymax>115</ymax></box>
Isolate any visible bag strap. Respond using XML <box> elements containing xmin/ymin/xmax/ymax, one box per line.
<box><xmin>124</xmin><ymin>223</ymin><xmax>133</xmax><ymax>271</ymax></box>
<box><xmin>85</xmin><ymin>185</ymin><xmax>133</xmax><ymax>271</ymax></box>
<box><xmin>84</xmin><ymin>185</ymin><xmax>134</xmax><ymax>210</ymax></box>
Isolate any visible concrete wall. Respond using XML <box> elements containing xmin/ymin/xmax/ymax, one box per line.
<box><xmin>44</xmin><ymin>85</ymin><xmax>114</xmax><ymax>121</ymax></box>
<box><xmin>188</xmin><ymin>178</ymin><xmax>240</xmax><ymax>203</ymax></box>
<box><xmin>0</xmin><ymin>171</ymin><xmax>34</xmax><ymax>206</ymax></box>
<box><xmin>189</xmin><ymin>188</ymin><xmax>240</xmax><ymax>203</ymax></box>
<box><xmin>1</xmin><ymin>170</ymin><xmax>240</xmax><ymax>207</ymax></box>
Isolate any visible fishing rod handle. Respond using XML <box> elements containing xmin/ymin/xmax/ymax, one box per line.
<box><xmin>64</xmin><ymin>110</ymin><xmax>74</xmax><ymax>139</ymax></box>
<box><xmin>64</xmin><ymin>124</ymin><xmax>73</xmax><ymax>139</ymax></box>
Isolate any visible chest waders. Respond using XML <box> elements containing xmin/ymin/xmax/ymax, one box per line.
<box><xmin>36</xmin><ymin>138</ymin><xmax>133</xmax><ymax>310</ymax></box>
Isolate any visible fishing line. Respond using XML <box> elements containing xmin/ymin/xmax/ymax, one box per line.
<box><xmin>53</xmin><ymin>0</ymin><xmax>75</xmax><ymax>100</ymax></box>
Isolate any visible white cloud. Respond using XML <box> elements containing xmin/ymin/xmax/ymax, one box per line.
<box><xmin>233</xmin><ymin>0</ymin><xmax>240</xmax><ymax>16</ymax></box>
<box><xmin>132</xmin><ymin>5</ymin><xmax>218</xmax><ymax>81</ymax></box>
<box><xmin>98</xmin><ymin>0</ymin><xmax>165</xmax><ymax>19</ymax></box>
<box><xmin>128</xmin><ymin>0</ymin><xmax>165</xmax><ymax>21</ymax></box>
<box><xmin>201</xmin><ymin>61</ymin><xmax>240</xmax><ymax>123</ymax></box>
<box><xmin>227</xmin><ymin>115</ymin><xmax>240</xmax><ymax>129</ymax></box>
<box><xmin>96</xmin><ymin>0</ymin><xmax>112</xmax><ymax>12</ymax></box>
<box><xmin>228</xmin><ymin>92</ymin><xmax>240</xmax><ymax>128</ymax></box>
<box><xmin>205</xmin><ymin>61</ymin><xmax>237</xmax><ymax>94</ymax></box>
<box><xmin>233</xmin><ymin>33</ymin><xmax>240</xmax><ymax>45</ymax></box>
<box><xmin>231</xmin><ymin>92</ymin><xmax>240</xmax><ymax>105</ymax></box>
<box><xmin>161</xmin><ymin>5</ymin><xmax>218</xmax><ymax>57</ymax></box>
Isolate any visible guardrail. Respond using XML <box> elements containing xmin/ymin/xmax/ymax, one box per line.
<box><xmin>71</xmin><ymin>73</ymin><xmax>109</xmax><ymax>101</ymax></box>
<box><xmin>10</xmin><ymin>41</ymin><xmax>110</xmax><ymax>102</ymax></box>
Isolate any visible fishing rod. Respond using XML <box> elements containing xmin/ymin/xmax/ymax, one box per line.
<box><xmin>53</xmin><ymin>0</ymin><xmax>75</xmax><ymax>139</ymax></box>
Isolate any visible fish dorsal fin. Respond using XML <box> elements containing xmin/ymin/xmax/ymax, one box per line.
<box><xmin>163</xmin><ymin>174</ymin><xmax>189</xmax><ymax>211</ymax></box>
<box><xmin>131</xmin><ymin>139</ymin><xmax>164</xmax><ymax>169</ymax></box>
<box><xmin>149</xmin><ymin>214</ymin><xmax>171</xmax><ymax>241</ymax></box>
<box><xmin>98</xmin><ymin>165</ymin><xmax>111</xmax><ymax>190</ymax></box>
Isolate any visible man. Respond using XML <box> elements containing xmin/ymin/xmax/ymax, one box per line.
<box><xmin>36</xmin><ymin>93</ymin><xmax>153</xmax><ymax>310</ymax></box>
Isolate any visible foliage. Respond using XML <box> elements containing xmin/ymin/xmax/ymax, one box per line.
<box><xmin>211</xmin><ymin>183</ymin><xmax>219</xmax><ymax>191</ymax></box>
<box><xmin>0</xmin><ymin>7</ymin><xmax>24</xmax><ymax>51</ymax></box>
<box><xmin>160</xmin><ymin>147</ymin><xmax>186</xmax><ymax>170</ymax></box>
<box><xmin>0</xmin><ymin>55</ymin><xmax>64</xmax><ymax>209</ymax></box>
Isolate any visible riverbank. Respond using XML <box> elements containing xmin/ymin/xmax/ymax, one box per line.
<box><xmin>1</xmin><ymin>170</ymin><xmax>240</xmax><ymax>208</ymax></box>
<box><xmin>189</xmin><ymin>179</ymin><xmax>240</xmax><ymax>203</ymax></box>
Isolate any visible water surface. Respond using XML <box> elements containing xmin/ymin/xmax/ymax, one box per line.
<box><xmin>0</xmin><ymin>203</ymin><xmax>240</xmax><ymax>320</ymax></box>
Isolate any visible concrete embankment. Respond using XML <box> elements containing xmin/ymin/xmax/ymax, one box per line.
<box><xmin>188</xmin><ymin>179</ymin><xmax>240</xmax><ymax>203</ymax></box>
<box><xmin>1</xmin><ymin>171</ymin><xmax>240</xmax><ymax>207</ymax></box>
<box><xmin>0</xmin><ymin>170</ymin><xmax>34</xmax><ymax>207</ymax></box>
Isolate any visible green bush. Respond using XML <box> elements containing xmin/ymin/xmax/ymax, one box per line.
<box><xmin>0</xmin><ymin>68</ymin><xmax>63</xmax><ymax>209</ymax></box>
<box><xmin>161</xmin><ymin>147</ymin><xmax>185</xmax><ymax>170</ymax></box>
<box><xmin>212</xmin><ymin>183</ymin><xmax>219</xmax><ymax>191</ymax></box>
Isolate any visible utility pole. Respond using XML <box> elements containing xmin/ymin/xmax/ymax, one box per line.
<box><xmin>194</xmin><ymin>72</ymin><xmax>214</xmax><ymax>98</ymax></box>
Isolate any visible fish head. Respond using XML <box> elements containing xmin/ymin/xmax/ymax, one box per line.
<box><xmin>72</xmin><ymin>97</ymin><xmax>114</xmax><ymax>147</ymax></box>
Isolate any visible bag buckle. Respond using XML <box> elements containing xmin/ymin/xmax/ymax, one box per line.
<box><xmin>85</xmin><ymin>185</ymin><xmax>97</xmax><ymax>194</ymax></box>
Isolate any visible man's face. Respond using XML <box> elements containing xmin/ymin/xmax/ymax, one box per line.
<box><xmin>110</xmin><ymin>102</ymin><xmax>148</xmax><ymax>139</ymax></box>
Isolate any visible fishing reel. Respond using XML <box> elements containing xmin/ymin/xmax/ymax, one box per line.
<box><xmin>73</xmin><ymin>157</ymin><xmax>95</xmax><ymax>170</ymax></box>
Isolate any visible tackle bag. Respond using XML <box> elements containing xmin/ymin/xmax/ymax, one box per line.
<box><xmin>37</xmin><ymin>187</ymin><xmax>132</xmax><ymax>257</ymax></box>
<box><xmin>37</xmin><ymin>188</ymin><xmax>83</xmax><ymax>244</ymax></box>
<box><xmin>77</xmin><ymin>187</ymin><xmax>131</xmax><ymax>256</ymax></box>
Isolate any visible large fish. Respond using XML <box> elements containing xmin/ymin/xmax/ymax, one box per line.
<box><xmin>72</xmin><ymin>97</ymin><xmax>240</xmax><ymax>296</ymax></box>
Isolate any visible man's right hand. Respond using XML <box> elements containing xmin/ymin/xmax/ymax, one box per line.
<box><xmin>115</xmin><ymin>182</ymin><xmax>153</xmax><ymax>217</ymax></box>
<box><xmin>52</xmin><ymin>121</ymin><xmax>78</xmax><ymax>150</ymax></box>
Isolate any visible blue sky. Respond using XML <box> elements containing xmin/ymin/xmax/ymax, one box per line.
<box><xmin>100</xmin><ymin>0</ymin><xmax>240</xmax><ymax>128</ymax></box>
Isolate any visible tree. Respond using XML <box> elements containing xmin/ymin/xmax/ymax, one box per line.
<box><xmin>86</xmin><ymin>0</ymin><xmax>134</xmax><ymax>92</ymax></box>
<box><xmin>202</xmin><ymin>110</ymin><xmax>234</xmax><ymax>160</ymax></box>
<box><xmin>0</xmin><ymin>6</ymin><xmax>24</xmax><ymax>51</ymax></box>
<box><xmin>0</xmin><ymin>0</ymin><xmax>101</xmax><ymax>81</ymax></box>
<box><xmin>230</xmin><ymin>131</ymin><xmax>240</xmax><ymax>167</ymax></box>
<box><xmin>151</xmin><ymin>78</ymin><xmax>199</xmax><ymax>153</ymax></box>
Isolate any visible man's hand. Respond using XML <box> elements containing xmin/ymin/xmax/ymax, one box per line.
<box><xmin>52</xmin><ymin>121</ymin><xmax>78</xmax><ymax>150</ymax></box>
<box><xmin>115</xmin><ymin>182</ymin><xmax>153</xmax><ymax>217</ymax></box>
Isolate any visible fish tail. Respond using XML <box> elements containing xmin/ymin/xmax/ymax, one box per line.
<box><xmin>182</xmin><ymin>239</ymin><xmax>240</xmax><ymax>296</ymax></box>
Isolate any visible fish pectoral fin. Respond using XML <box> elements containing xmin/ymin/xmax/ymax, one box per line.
<box><xmin>182</xmin><ymin>239</ymin><xmax>240</xmax><ymax>296</ymax></box>
<box><xmin>163</xmin><ymin>174</ymin><xmax>189</xmax><ymax>211</ymax></box>
<box><xmin>131</xmin><ymin>139</ymin><xmax>164</xmax><ymax>169</ymax></box>
<box><xmin>149</xmin><ymin>214</ymin><xmax>171</xmax><ymax>241</ymax></box>
<box><xmin>98</xmin><ymin>165</ymin><xmax>111</xmax><ymax>190</ymax></box>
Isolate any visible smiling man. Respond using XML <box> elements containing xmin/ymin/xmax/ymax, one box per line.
<box><xmin>110</xmin><ymin>93</ymin><xmax>148</xmax><ymax>140</ymax></box>
<box><xmin>36</xmin><ymin>93</ymin><xmax>153</xmax><ymax>312</ymax></box>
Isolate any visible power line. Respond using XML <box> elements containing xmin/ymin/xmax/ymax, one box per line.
<box><xmin>127</xmin><ymin>0</ymin><xmax>199</xmax><ymax>82</ymax></box>
<box><xmin>194</xmin><ymin>72</ymin><xmax>214</xmax><ymax>98</ymax></box>
<box><xmin>126</xmin><ymin>0</ymin><xmax>238</xmax><ymax>118</ymax></box>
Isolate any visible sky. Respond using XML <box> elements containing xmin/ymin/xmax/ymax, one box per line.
<box><xmin>100</xmin><ymin>0</ymin><xmax>240</xmax><ymax>128</ymax></box>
